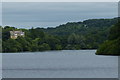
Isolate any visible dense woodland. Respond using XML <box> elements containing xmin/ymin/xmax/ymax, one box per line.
<box><xmin>96</xmin><ymin>18</ymin><xmax>120</xmax><ymax>55</ymax></box>
<box><xmin>2</xmin><ymin>18</ymin><xmax>119</xmax><ymax>53</ymax></box>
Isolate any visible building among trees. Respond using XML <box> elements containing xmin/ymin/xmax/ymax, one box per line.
<box><xmin>10</xmin><ymin>30</ymin><xmax>25</xmax><ymax>39</ymax></box>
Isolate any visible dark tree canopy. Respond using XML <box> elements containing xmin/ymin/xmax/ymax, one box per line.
<box><xmin>96</xmin><ymin>19</ymin><xmax>120</xmax><ymax>55</ymax></box>
<box><xmin>2</xmin><ymin>17</ymin><xmax>118</xmax><ymax>53</ymax></box>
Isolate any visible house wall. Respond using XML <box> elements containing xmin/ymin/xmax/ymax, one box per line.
<box><xmin>10</xmin><ymin>31</ymin><xmax>25</xmax><ymax>39</ymax></box>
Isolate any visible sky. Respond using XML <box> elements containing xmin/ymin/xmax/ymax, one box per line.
<box><xmin>2</xmin><ymin>2</ymin><xmax>118</xmax><ymax>28</ymax></box>
<box><xmin>0</xmin><ymin>2</ymin><xmax>2</xmax><ymax>25</ymax></box>
<box><xmin>1</xmin><ymin>0</ymin><xmax>119</xmax><ymax>2</ymax></box>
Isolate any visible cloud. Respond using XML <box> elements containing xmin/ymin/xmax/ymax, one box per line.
<box><xmin>2</xmin><ymin>2</ymin><xmax>118</xmax><ymax>28</ymax></box>
<box><xmin>0</xmin><ymin>3</ymin><xmax>2</xmax><ymax>25</ymax></box>
<box><xmin>2</xmin><ymin>0</ymin><xmax>119</xmax><ymax>2</ymax></box>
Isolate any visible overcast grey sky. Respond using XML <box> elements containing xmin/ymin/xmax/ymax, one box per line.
<box><xmin>2</xmin><ymin>2</ymin><xmax>118</xmax><ymax>28</ymax></box>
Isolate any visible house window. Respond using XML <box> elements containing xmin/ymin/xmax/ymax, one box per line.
<box><xmin>21</xmin><ymin>33</ymin><xmax>24</xmax><ymax>35</ymax></box>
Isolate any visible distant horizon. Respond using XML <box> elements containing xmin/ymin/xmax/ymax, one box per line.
<box><xmin>2</xmin><ymin>17</ymin><xmax>118</xmax><ymax>29</ymax></box>
<box><xmin>2</xmin><ymin>2</ymin><xmax>118</xmax><ymax>28</ymax></box>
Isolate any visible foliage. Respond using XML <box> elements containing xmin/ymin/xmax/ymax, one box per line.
<box><xmin>2</xmin><ymin>18</ymin><xmax>118</xmax><ymax>53</ymax></box>
<box><xmin>96</xmin><ymin>20</ymin><xmax>120</xmax><ymax>55</ymax></box>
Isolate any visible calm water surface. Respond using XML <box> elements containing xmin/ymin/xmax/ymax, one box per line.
<box><xmin>2</xmin><ymin>50</ymin><xmax>118</xmax><ymax>78</ymax></box>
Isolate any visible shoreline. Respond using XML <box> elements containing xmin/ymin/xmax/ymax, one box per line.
<box><xmin>2</xmin><ymin>49</ymin><xmax>97</xmax><ymax>53</ymax></box>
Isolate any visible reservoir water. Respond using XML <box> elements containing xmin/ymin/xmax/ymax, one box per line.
<box><xmin>2</xmin><ymin>50</ymin><xmax>118</xmax><ymax>78</ymax></box>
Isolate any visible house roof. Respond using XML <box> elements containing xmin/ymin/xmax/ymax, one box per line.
<box><xmin>10</xmin><ymin>31</ymin><xmax>24</xmax><ymax>34</ymax></box>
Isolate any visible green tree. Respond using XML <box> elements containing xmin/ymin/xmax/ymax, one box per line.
<box><xmin>3</xmin><ymin>39</ymin><xmax>21</xmax><ymax>52</ymax></box>
<box><xmin>96</xmin><ymin>20</ymin><xmax>120</xmax><ymax>55</ymax></box>
<box><xmin>16</xmin><ymin>37</ymin><xmax>31</xmax><ymax>51</ymax></box>
<box><xmin>39</xmin><ymin>43</ymin><xmax>51</xmax><ymax>51</ymax></box>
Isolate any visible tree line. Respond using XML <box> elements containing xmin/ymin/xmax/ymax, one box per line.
<box><xmin>96</xmin><ymin>18</ymin><xmax>120</xmax><ymax>55</ymax></box>
<box><xmin>2</xmin><ymin>18</ymin><xmax>118</xmax><ymax>53</ymax></box>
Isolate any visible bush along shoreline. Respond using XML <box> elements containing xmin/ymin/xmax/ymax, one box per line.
<box><xmin>2</xmin><ymin>18</ymin><xmax>119</xmax><ymax>53</ymax></box>
<box><xmin>96</xmin><ymin>20</ymin><xmax>120</xmax><ymax>55</ymax></box>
